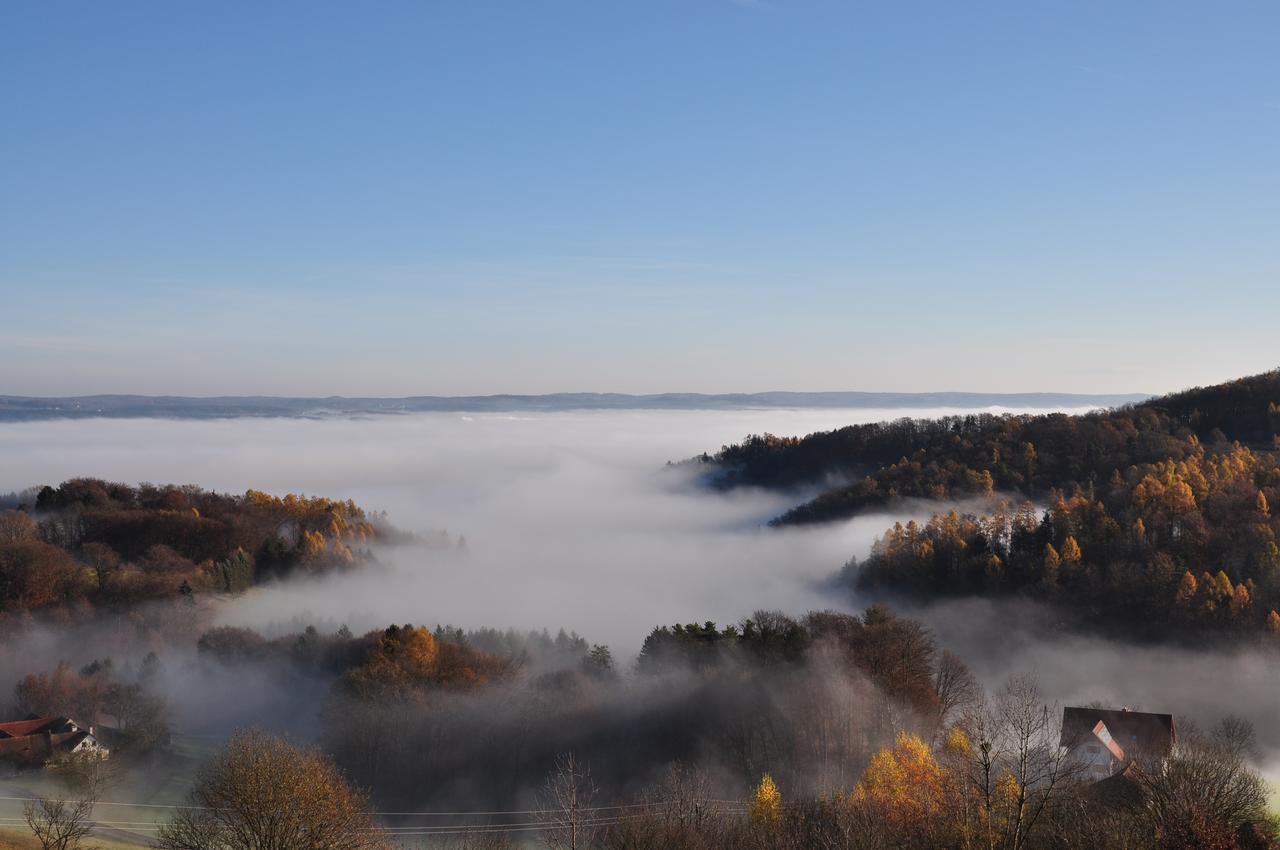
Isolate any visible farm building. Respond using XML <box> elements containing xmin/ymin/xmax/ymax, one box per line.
<box><xmin>0</xmin><ymin>716</ymin><xmax>109</xmax><ymax>769</ymax></box>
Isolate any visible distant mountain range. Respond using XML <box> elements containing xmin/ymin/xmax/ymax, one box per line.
<box><xmin>0</xmin><ymin>391</ymin><xmax>1150</xmax><ymax>421</ymax></box>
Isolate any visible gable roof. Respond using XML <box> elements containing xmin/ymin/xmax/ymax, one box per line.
<box><xmin>0</xmin><ymin>730</ymin><xmax>89</xmax><ymax>762</ymax></box>
<box><xmin>1060</xmin><ymin>707</ymin><xmax>1175</xmax><ymax>757</ymax></box>
<box><xmin>0</xmin><ymin>717</ymin><xmax>79</xmax><ymax>739</ymax></box>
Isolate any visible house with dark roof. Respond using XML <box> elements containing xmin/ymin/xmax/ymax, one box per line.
<box><xmin>0</xmin><ymin>716</ymin><xmax>109</xmax><ymax>769</ymax></box>
<box><xmin>1060</xmin><ymin>706</ymin><xmax>1175</xmax><ymax>782</ymax></box>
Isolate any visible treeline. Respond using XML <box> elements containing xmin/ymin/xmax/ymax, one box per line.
<box><xmin>195</xmin><ymin>606</ymin><xmax>958</xmax><ymax>810</ymax></box>
<box><xmin>0</xmin><ymin>478</ymin><xmax>386</xmax><ymax>622</ymax></box>
<box><xmin>711</xmin><ymin>369</ymin><xmax>1280</xmax><ymax>525</ymax></box>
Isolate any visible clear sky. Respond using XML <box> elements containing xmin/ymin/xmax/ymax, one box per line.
<box><xmin>2</xmin><ymin>1</ymin><xmax>1278</xmax><ymax>397</ymax></box>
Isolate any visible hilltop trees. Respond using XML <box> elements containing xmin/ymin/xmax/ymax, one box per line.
<box><xmin>339</xmin><ymin>624</ymin><xmax>514</xmax><ymax>700</ymax></box>
<box><xmin>0</xmin><ymin>480</ymin><xmax>385</xmax><ymax>620</ymax></box>
<box><xmin>716</xmin><ymin>370</ymin><xmax>1280</xmax><ymax>527</ymax></box>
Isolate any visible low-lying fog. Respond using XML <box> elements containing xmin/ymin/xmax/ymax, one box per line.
<box><xmin>0</xmin><ymin>407</ymin><xmax>1078</xmax><ymax>650</ymax></box>
<box><xmin>4</xmin><ymin>407</ymin><xmax>1279</xmax><ymax>761</ymax></box>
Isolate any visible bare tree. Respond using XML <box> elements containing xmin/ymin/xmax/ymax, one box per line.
<box><xmin>1127</xmin><ymin>718</ymin><xmax>1271</xmax><ymax>846</ymax></box>
<box><xmin>954</xmin><ymin>674</ymin><xmax>1081</xmax><ymax>850</ymax></box>
<box><xmin>24</xmin><ymin>756</ymin><xmax>105</xmax><ymax>850</ymax></box>
<box><xmin>934</xmin><ymin>650</ymin><xmax>980</xmax><ymax>728</ymax></box>
<box><xmin>992</xmin><ymin>674</ymin><xmax>1079</xmax><ymax>850</ymax></box>
<box><xmin>647</xmin><ymin>762</ymin><xmax>715</xmax><ymax>833</ymax></box>
<box><xmin>540</xmin><ymin>752</ymin><xmax>597</xmax><ymax>850</ymax></box>
<box><xmin>24</xmin><ymin>797</ymin><xmax>97</xmax><ymax>850</ymax></box>
<box><xmin>156</xmin><ymin>729</ymin><xmax>389</xmax><ymax>850</ymax></box>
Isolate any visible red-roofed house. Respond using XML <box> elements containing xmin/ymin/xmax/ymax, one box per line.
<box><xmin>1060</xmin><ymin>706</ymin><xmax>1175</xmax><ymax>782</ymax></box>
<box><xmin>0</xmin><ymin>716</ymin><xmax>109</xmax><ymax>768</ymax></box>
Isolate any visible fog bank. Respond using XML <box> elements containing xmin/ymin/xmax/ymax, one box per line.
<box><xmin>0</xmin><ymin>407</ymin><xmax>1087</xmax><ymax>652</ymax></box>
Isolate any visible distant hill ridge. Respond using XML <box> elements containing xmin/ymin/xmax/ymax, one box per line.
<box><xmin>0</xmin><ymin>390</ymin><xmax>1148</xmax><ymax>422</ymax></box>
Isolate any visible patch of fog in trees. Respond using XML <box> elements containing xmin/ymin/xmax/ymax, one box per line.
<box><xmin>897</xmin><ymin>595</ymin><xmax>1280</xmax><ymax>777</ymax></box>
<box><xmin>0</xmin><ymin>611</ymin><xmax>332</xmax><ymax>740</ymax></box>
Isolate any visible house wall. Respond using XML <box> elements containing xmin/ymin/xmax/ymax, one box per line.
<box><xmin>1068</xmin><ymin>743</ymin><xmax>1117</xmax><ymax>781</ymax></box>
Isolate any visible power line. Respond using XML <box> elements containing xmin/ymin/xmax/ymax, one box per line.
<box><xmin>0</xmin><ymin>794</ymin><xmax>738</xmax><ymax>817</ymax></box>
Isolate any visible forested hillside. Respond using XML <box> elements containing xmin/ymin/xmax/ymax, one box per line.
<box><xmin>0</xmin><ymin>479</ymin><xmax>386</xmax><ymax>622</ymax></box>
<box><xmin>712</xmin><ymin>370</ymin><xmax>1280</xmax><ymax>639</ymax></box>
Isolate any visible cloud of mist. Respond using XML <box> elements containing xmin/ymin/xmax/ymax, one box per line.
<box><xmin>0</xmin><ymin>407</ymin><xmax>1087</xmax><ymax>655</ymax></box>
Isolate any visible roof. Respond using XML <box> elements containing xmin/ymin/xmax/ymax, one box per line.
<box><xmin>1060</xmin><ymin>707</ymin><xmax>1175</xmax><ymax>757</ymax></box>
<box><xmin>0</xmin><ymin>731</ymin><xmax>89</xmax><ymax>762</ymax></box>
<box><xmin>0</xmin><ymin>718</ymin><xmax>98</xmax><ymax>765</ymax></box>
<box><xmin>0</xmin><ymin>717</ymin><xmax>79</xmax><ymax>739</ymax></box>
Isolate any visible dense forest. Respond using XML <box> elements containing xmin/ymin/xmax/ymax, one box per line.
<box><xmin>713</xmin><ymin>370</ymin><xmax>1280</xmax><ymax>639</ymax></box>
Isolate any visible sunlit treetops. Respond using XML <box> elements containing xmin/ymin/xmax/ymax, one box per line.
<box><xmin>855</xmin><ymin>440</ymin><xmax>1280</xmax><ymax>637</ymax></box>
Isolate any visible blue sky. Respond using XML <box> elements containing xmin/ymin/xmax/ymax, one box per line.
<box><xmin>3</xmin><ymin>1</ymin><xmax>1278</xmax><ymax>396</ymax></box>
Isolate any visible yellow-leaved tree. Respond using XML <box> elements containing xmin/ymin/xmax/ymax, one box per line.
<box><xmin>748</xmin><ymin>773</ymin><xmax>781</xmax><ymax>830</ymax></box>
<box><xmin>852</xmin><ymin>732</ymin><xmax>949</xmax><ymax>844</ymax></box>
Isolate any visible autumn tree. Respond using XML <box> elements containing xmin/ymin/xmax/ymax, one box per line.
<box><xmin>156</xmin><ymin>729</ymin><xmax>388</xmax><ymax>850</ymax></box>
<box><xmin>1175</xmin><ymin>571</ymin><xmax>1198</xmax><ymax>607</ymax></box>
<box><xmin>852</xmin><ymin>732</ymin><xmax>949</xmax><ymax>846</ymax></box>
<box><xmin>1266</xmin><ymin>609</ymin><xmax>1280</xmax><ymax>634</ymax></box>
<box><xmin>0</xmin><ymin>509</ymin><xmax>38</xmax><ymax>544</ymax></box>
<box><xmin>1060</xmin><ymin>535</ymin><xmax>1082</xmax><ymax>566</ymax></box>
<box><xmin>1042</xmin><ymin>544</ymin><xmax>1061</xmax><ymax>589</ymax></box>
<box><xmin>748</xmin><ymin>773</ymin><xmax>781</xmax><ymax>831</ymax></box>
<box><xmin>80</xmin><ymin>542</ymin><xmax>121</xmax><ymax>592</ymax></box>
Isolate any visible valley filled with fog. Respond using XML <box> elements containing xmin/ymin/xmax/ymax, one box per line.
<box><xmin>5</xmin><ymin>405</ymin><xmax>1276</xmax><ymax>749</ymax></box>
<box><xmin>3</xmin><ymin>398</ymin><xmax>1280</xmax><ymax>848</ymax></box>
<box><xmin>0</xmin><ymin>406</ymin><xmax>1085</xmax><ymax>652</ymax></box>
